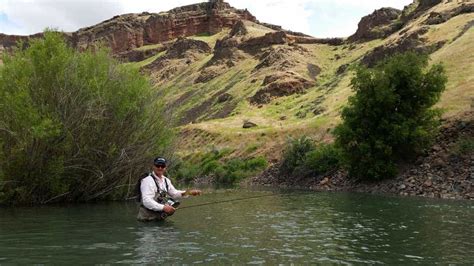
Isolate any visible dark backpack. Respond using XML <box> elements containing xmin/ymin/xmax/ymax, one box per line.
<box><xmin>134</xmin><ymin>173</ymin><xmax>151</xmax><ymax>202</ymax></box>
<box><xmin>134</xmin><ymin>173</ymin><xmax>170</xmax><ymax>202</ymax></box>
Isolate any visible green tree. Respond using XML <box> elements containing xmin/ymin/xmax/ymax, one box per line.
<box><xmin>0</xmin><ymin>31</ymin><xmax>172</xmax><ymax>204</ymax></box>
<box><xmin>334</xmin><ymin>52</ymin><xmax>447</xmax><ymax>180</ymax></box>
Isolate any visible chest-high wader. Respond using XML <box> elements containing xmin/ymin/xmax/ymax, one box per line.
<box><xmin>138</xmin><ymin>175</ymin><xmax>180</xmax><ymax>221</ymax></box>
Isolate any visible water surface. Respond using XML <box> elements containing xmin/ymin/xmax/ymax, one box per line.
<box><xmin>0</xmin><ymin>189</ymin><xmax>473</xmax><ymax>264</ymax></box>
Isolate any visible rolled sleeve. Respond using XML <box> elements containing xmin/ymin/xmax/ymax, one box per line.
<box><xmin>166</xmin><ymin>178</ymin><xmax>186</xmax><ymax>199</ymax></box>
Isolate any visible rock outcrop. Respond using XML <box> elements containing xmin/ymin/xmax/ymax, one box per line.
<box><xmin>250</xmin><ymin>72</ymin><xmax>315</xmax><ymax>104</ymax></box>
<box><xmin>0</xmin><ymin>0</ymin><xmax>256</xmax><ymax>54</ymax></box>
<box><xmin>195</xmin><ymin>20</ymin><xmax>322</xmax><ymax>84</ymax></box>
<box><xmin>76</xmin><ymin>1</ymin><xmax>256</xmax><ymax>53</ymax></box>
<box><xmin>425</xmin><ymin>2</ymin><xmax>474</xmax><ymax>25</ymax></box>
<box><xmin>115</xmin><ymin>45</ymin><xmax>167</xmax><ymax>62</ymax></box>
<box><xmin>0</xmin><ymin>32</ymin><xmax>54</xmax><ymax>52</ymax></box>
<box><xmin>361</xmin><ymin>26</ymin><xmax>446</xmax><ymax>67</ymax></box>
<box><xmin>143</xmin><ymin>38</ymin><xmax>212</xmax><ymax>81</ymax></box>
<box><xmin>348</xmin><ymin>8</ymin><xmax>402</xmax><ymax>42</ymax></box>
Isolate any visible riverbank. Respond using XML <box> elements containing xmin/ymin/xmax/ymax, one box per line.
<box><xmin>248</xmin><ymin>111</ymin><xmax>473</xmax><ymax>200</ymax></box>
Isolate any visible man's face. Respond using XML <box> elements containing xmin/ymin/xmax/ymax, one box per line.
<box><xmin>153</xmin><ymin>164</ymin><xmax>166</xmax><ymax>176</ymax></box>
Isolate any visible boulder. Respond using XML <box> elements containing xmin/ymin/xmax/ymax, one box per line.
<box><xmin>307</xmin><ymin>63</ymin><xmax>322</xmax><ymax>80</ymax></box>
<box><xmin>243</xmin><ymin>121</ymin><xmax>258</xmax><ymax>128</ymax></box>
<box><xmin>217</xmin><ymin>93</ymin><xmax>233</xmax><ymax>103</ymax></box>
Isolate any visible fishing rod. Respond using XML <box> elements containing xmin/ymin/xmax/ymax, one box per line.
<box><xmin>178</xmin><ymin>193</ymin><xmax>280</xmax><ymax>210</ymax></box>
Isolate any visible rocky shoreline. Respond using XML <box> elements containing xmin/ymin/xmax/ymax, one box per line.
<box><xmin>248</xmin><ymin>112</ymin><xmax>473</xmax><ymax>200</ymax></box>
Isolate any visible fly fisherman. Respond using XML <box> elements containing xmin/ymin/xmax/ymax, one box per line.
<box><xmin>137</xmin><ymin>157</ymin><xmax>202</xmax><ymax>222</ymax></box>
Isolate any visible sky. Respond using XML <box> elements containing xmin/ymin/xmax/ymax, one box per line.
<box><xmin>0</xmin><ymin>0</ymin><xmax>413</xmax><ymax>38</ymax></box>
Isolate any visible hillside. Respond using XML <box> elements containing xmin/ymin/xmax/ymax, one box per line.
<box><xmin>1</xmin><ymin>0</ymin><xmax>473</xmax><ymax>162</ymax></box>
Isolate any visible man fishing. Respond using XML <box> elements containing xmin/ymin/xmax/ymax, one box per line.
<box><xmin>137</xmin><ymin>157</ymin><xmax>201</xmax><ymax>222</ymax></box>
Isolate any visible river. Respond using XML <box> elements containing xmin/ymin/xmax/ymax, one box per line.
<box><xmin>0</xmin><ymin>189</ymin><xmax>473</xmax><ymax>264</ymax></box>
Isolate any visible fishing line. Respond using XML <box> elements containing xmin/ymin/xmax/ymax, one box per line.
<box><xmin>178</xmin><ymin>193</ymin><xmax>280</xmax><ymax>210</ymax></box>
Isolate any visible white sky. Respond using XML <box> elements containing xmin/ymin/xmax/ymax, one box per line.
<box><xmin>0</xmin><ymin>0</ymin><xmax>413</xmax><ymax>38</ymax></box>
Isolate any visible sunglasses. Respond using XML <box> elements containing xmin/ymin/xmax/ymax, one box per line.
<box><xmin>154</xmin><ymin>165</ymin><xmax>166</xmax><ymax>169</ymax></box>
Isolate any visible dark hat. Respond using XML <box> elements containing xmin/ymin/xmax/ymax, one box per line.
<box><xmin>153</xmin><ymin>157</ymin><xmax>167</xmax><ymax>166</ymax></box>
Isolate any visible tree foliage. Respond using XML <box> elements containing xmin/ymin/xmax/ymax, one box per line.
<box><xmin>0</xmin><ymin>31</ymin><xmax>172</xmax><ymax>204</ymax></box>
<box><xmin>334</xmin><ymin>52</ymin><xmax>447</xmax><ymax>180</ymax></box>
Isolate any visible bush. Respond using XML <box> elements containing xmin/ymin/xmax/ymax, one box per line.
<box><xmin>298</xmin><ymin>143</ymin><xmax>342</xmax><ymax>177</ymax></box>
<box><xmin>334</xmin><ymin>52</ymin><xmax>447</xmax><ymax>180</ymax></box>
<box><xmin>453</xmin><ymin>137</ymin><xmax>474</xmax><ymax>155</ymax></box>
<box><xmin>170</xmin><ymin>149</ymin><xmax>268</xmax><ymax>185</ymax></box>
<box><xmin>280</xmin><ymin>136</ymin><xmax>315</xmax><ymax>175</ymax></box>
<box><xmin>0</xmin><ymin>31</ymin><xmax>172</xmax><ymax>204</ymax></box>
<box><xmin>280</xmin><ymin>136</ymin><xmax>342</xmax><ymax>178</ymax></box>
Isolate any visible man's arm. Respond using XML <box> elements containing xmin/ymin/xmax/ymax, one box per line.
<box><xmin>140</xmin><ymin>177</ymin><xmax>164</xmax><ymax>211</ymax></box>
<box><xmin>166</xmin><ymin>178</ymin><xmax>201</xmax><ymax>198</ymax></box>
<box><xmin>166</xmin><ymin>178</ymin><xmax>187</xmax><ymax>199</ymax></box>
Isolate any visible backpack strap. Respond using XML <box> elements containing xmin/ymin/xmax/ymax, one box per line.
<box><xmin>150</xmin><ymin>173</ymin><xmax>160</xmax><ymax>191</ymax></box>
<box><xmin>150</xmin><ymin>173</ymin><xmax>169</xmax><ymax>193</ymax></box>
<box><xmin>165</xmin><ymin>178</ymin><xmax>169</xmax><ymax>193</ymax></box>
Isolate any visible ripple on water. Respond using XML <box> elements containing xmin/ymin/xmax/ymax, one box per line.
<box><xmin>0</xmin><ymin>191</ymin><xmax>473</xmax><ymax>264</ymax></box>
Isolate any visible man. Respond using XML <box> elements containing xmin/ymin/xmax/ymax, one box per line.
<box><xmin>137</xmin><ymin>157</ymin><xmax>201</xmax><ymax>222</ymax></box>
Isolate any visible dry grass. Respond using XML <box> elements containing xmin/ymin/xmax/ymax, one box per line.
<box><xmin>431</xmin><ymin>24</ymin><xmax>474</xmax><ymax>117</ymax></box>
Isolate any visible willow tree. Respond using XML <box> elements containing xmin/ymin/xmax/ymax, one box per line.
<box><xmin>0</xmin><ymin>31</ymin><xmax>172</xmax><ymax>204</ymax></box>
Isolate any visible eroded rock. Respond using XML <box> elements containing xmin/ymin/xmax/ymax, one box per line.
<box><xmin>348</xmin><ymin>8</ymin><xmax>402</xmax><ymax>42</ymax></box>
<box><xmin>250</xmin><ymin>72</ymin><xmax>315</xmax><ymax>104</ymax></box>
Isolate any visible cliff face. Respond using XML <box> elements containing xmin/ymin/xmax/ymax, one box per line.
<box><xmin>73</xmin><ymin>0</ymin><xmax>256</xmax><ymax>53</ymax></box>
<box><xmin>0</xmin><ymin>0</ymin><xmax>256</xmax><ymax>53</ymax></box>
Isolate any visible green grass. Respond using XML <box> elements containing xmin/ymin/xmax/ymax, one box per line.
<box><xmin>453</xmin><ymin>136</ymin><xmax>474</xmax><ymax>155</ymax></box>
<box><xmin>132</xmin><ymin>14</ymin><xmax>474</xmax><ymax>160</ymax></box>
<box><xmin>134</xmin><ymin>43</ymin><xmax>164</xmax><ymax>51</ymax></box>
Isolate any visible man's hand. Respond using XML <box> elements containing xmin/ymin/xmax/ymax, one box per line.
<box><xmin>163</xmin><ymin>205</ymin><xmax>176</xmax><ymax>215</ymax></box>
<box><xmin>184</xmin><ymin>189</ymin><xmax>202</xmax><ymax>196</ymax></box>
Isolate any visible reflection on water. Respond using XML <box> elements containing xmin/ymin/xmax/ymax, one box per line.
<box><xmin>0</xmin><ymin>189</ymin><xmax>473</xmax><ymax>264</ymax></box>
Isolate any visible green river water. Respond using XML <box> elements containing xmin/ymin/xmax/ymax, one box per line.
<box><xmin>0</xmin><ymin>189</ymin><xmax>473</xmax><ymax>264</ymax></box>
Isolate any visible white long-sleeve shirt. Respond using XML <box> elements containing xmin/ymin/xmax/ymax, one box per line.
<box><xmin>140</xmin><ymin>172</ymin><xmax>186</xmax><ymax>212</ymax></box>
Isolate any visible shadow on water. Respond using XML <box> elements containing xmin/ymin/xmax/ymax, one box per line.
<box><xmin>0</xmin><ymin>189</ymin><xmax>473</xmax><ymax>264</ymax></box>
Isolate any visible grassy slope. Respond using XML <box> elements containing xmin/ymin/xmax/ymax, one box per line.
<box><xmin>431</xmin><ymin>15</ymin><xmax>474</xmax><ymax>116</ymax></box>
<box><xmin>128</xmin><ymin>6</ymin><xmax>473</xmax><ymax>160</ymax></box>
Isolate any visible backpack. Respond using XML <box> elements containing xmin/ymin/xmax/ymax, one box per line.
<box><xmin>134</xmin><ymin>173</ymin><xmax>151</xmax><ymax>202</ymax></box>
<box><xmin>134</xmin><ymin>172</ymin><xmax>170</xmax><ymax>202</ymax></box>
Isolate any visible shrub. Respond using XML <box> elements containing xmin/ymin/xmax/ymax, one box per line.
<box><xmin>297</xmin><ymin>143</ymin><xmax>342</xmax><ymax>177</ymax></box>
<box><xmin>280</xmin><ymin>136</ymin><xmax>342</xmax><ymax>178</ymax></box>
<box><xmin>279</xmin><ymin>136</ymin><xmax>315</xmax><ymax>175</ymax></box>
<box><xmin>170</xmin><ymin>150</ymin><xmax>267</xmax><ymax>185</ymax></box>
<box><xmin>334</xmin><ymin>52</ymin><xmax>447</xmax><ymax>180</ymax></box>
<box><xmin>453</xmin><ymin>136</ymin><xmax>474</xmax><ymax>155</ymax></box>
<box><xmin>0</xmin><ymin>31</ymin><xmax>172</xmax><ymax>204</ymax></box>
